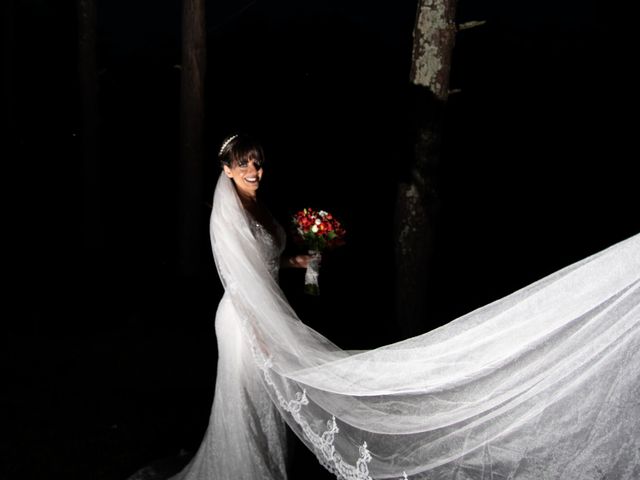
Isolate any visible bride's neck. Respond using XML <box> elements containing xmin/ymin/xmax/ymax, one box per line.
<box><xmin>238</xmin><ymin>191</ymin><xmax>258</xmax><ymax>209</ymax></box>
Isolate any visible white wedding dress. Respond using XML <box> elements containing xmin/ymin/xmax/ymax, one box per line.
<box><xmin>170</xmin><ymin>172</ymin><xmax>640</xmax><ymax>480</ymax></box>
<box><xmin>169</xmin><ymin>184</ymin><xmax>290</xmax><ymax>480</ymax></box>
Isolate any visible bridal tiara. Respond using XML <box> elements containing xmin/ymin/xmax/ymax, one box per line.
<box><xmin>219</xmin><ymin>134</ymin><xmax>239</xmax><ymax>156</ymax></box>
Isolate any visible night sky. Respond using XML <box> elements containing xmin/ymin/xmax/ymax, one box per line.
<box><xmin>6</xmin><ymin>1</ymin><xmax>638</xmax><ymax>479</ymax></box>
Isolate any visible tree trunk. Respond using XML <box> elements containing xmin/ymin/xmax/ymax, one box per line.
<box><xmin>3</xmin><ymin>0</ymin><xmax>14</xmax><ymax>144</ymax></box>
<box><xmin>178</xmin><ymin>0</ymin><xmax>207</xmax><ymax>277</ymax></box>
<box><xmin>395</xmin><ymin>0</ymin><xmax>457</xmax><ymax>337</ymax></box>
<box><xmin>77</xmin><ymin>0</ymin><xmax>103</xmax><ymax>253</ymax></box>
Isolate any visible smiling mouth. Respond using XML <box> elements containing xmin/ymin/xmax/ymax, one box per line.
<box><xmin>244</xmin><ymin>176</ymin><xmax>259</xmax><ymax>184</ymax></box>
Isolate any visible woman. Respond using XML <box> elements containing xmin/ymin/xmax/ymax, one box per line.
<box><xmin>172</xmin><ymin>133</ymin><xmax>640</xmax><ymax>480</ymax></box>
<box><xmin>169</xmin><ymin>134</ymin><xmax>313</xmax><ymax>480</ymax></box>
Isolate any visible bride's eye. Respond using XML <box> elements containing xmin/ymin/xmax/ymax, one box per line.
<box><xmin>237</xmin><ymin>159</ymin><xmax>263</xmax><ymax>170</ymax></box>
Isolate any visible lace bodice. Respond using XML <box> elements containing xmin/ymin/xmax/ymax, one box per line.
<box><xmin>248</xmin><ymin>216</ymin><xmax>286</xmax><ymax>279</ymax></box>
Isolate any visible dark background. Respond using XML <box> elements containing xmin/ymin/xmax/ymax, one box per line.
<box><xmin>5</xmin><ymin>1</ymin><xmax>638</xmax><ymax>479</ymax></box>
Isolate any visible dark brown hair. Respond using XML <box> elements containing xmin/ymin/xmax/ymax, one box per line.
<box><xmin>218</xmin><ymin>134</ymin><xmax>265</xmax><ymax>169</ymax></box>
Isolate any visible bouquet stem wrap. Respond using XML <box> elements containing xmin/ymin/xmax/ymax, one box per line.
<box><xmin>304</xmin><ymin>250</ymin><xmax>322</xmax><ymax>295</ymax></box>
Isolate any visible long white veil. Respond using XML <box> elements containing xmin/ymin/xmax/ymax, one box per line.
<box><xmin>210</xmin><ymin>172</ymin><xmax>640</xmax><ymax>479</ymax></box>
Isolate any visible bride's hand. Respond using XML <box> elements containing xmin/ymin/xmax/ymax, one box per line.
<box><xmin>284</xmin><ymin>254</ymin><xmax>317</xmax><ymax>269</ymax></box>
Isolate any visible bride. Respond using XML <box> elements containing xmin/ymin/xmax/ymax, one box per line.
<box><xmin>169</xmin><ymin>134</ymin><xmax>639</xmax><ymax>480</ymax></box>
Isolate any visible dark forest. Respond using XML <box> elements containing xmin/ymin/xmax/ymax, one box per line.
<box><xmin>5</xmin><ymin>0</ymin><xmax>638</xmax><ymax>478</ymax></box>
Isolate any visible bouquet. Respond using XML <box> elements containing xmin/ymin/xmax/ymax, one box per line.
<box><xmin>291</xmin><ymin>208</ymin><xmax>346</xmax><ymax>295</ymax></box>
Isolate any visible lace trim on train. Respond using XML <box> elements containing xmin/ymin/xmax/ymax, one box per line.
<box><xmin>251</xmin><ymin>344</ymin><xmax>409</xmax><ymax>480</ymax></box>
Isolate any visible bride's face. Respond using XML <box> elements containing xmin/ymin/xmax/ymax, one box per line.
<box><xmin>223</xmin><ymin>157</ymin><xmax>264</xmax><ymax>196</ymax></box>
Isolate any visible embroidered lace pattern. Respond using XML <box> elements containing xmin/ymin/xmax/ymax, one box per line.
<box><xmin>250</xmin><ymin>342</ymin><xmax>410</xmax><ymax>480</ymax></box>
<box><xmin>249</xmin><ymin>219</ymin><xmax>285</xmax><ymax>279</ymax></box>
<box><xmin>254</xmin><ymin>348</ymin><xmax>371</xmax><ymax>479</ymax></box>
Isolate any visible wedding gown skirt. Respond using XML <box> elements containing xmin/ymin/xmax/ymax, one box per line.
<box><xmin>169</xmin><ymin>294</ymin><xmax>289</xmax><ymax>480</ymax></box>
